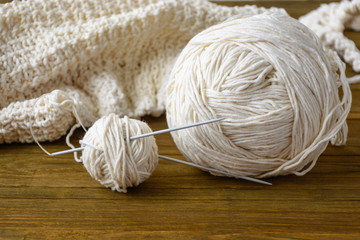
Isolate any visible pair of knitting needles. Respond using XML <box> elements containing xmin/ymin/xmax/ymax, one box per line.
<box><xmin>51</xmin><ymin>118</ymin><xmax>271</xmax><ymax>185</ymax></box>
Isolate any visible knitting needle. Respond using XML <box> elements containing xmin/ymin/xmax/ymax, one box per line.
<box><xmin>158</xmin><ymin>155</ymin><xmax>272</xmax><ymax>185</ymax></box>
<box><xmin>50</xmin><ymin>117</ymin><xmax>225</xmax><ymax>156</ymax></box>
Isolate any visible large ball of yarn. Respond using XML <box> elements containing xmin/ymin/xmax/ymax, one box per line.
<box><xmin>80</xmin><ymin>114</ymin><xmax>158</xmax><ymax>192</ymax></box>
<box><xmin>166</xmin><ymin>13</ymin><xmax>351</xmax><ymax>179</ymax></box>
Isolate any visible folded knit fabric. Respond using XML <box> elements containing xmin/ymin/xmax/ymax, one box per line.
<box><xmin>0</xmin><ymin>0</ymin><xmax>279</xmax><ymax>143</ymax></box>
<box><xmin>300</xmin><ymin>0</ymin><xmax>360</xmax><ymax>83</ymax></box>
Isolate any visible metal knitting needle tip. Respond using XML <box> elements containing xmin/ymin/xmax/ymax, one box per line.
<box><xmin>50</xmin><ymin>117</ymin><xmax>225</xmax><ymax>156</ymax></box>
<box><xmin>158</xmin><ymin>155</ymin><xmax>272</xmax><ymax>186</ymax></box>
<box><xmin>129</xmin><ymin>117</ymin><xmax>224</xmax><ymax>140</ymax></box>
<box><xmin>51</xmin><ymin>147</ymin><xmax>85</xmax><ymax>156</ymax></box>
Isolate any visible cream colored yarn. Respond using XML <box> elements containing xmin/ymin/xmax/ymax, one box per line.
<box><xmin>300</xmin><ymin>0</ymin><xmax>360</xmax><ymax>83</ymax></box>
<box><xmin>80</xmin><ymin>114</ymin><xmax>158</xmax><ymax>192</ymax></box>
<box><xmin>0</xmin><ymin>0</ymin><xmax>278</xmax><ymax>144</ymax></box>
<box><xmin>167</xmin><ymin>13</ymin><xmax>352</xmax><ymax>178</ymax></box>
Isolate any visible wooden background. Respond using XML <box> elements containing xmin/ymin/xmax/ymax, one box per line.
<box><xmin>1</xmin><ymin>0</ymin><xmax>359</xmax><ymax>239</ymax></box>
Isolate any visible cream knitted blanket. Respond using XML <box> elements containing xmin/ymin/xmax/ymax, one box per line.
<box><xmin>0</xmin><ymin>0</ymin><xmax>277</xmax><ymax>143</ymax></box>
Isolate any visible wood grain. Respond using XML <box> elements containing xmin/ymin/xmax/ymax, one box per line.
<box><xmin>1</xmin><ymin>1</ymin><xmax>359</xmax><ymax>239</ymax></box>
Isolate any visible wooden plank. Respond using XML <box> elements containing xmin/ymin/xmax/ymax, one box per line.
<box><xmin>1</xmin><ymin>0</ymin><xmax>360</xmax><ymax>239</ymax></box>
<box><xmin>212</xmin><ymin>0</ymin><xmax>341</xmax><ymax>18</ymax></box>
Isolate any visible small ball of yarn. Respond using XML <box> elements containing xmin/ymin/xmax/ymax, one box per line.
<box><xmin>80</xmin><ymin>114</ymin><xmax>158</xmax><ymax>192</ymax></box>
<box><xmin>167</xmin><ymin>13</ymin><xmax>351</xmax><ymax>178</ymax></box>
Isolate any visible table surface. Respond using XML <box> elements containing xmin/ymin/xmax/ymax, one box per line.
<box><xmin>1</xmin><ymin>0</ymin><xmax>360</xmax><ymax>239</ymax></box>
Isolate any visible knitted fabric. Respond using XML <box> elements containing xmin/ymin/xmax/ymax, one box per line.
<box><xmin>0</xmin><ymin>0</ymin><xmax>277</xmax><ymax>144</ymax></box>
<box><xmin>300</xmin><ymin>0</ymin><xmax>360</xmax><ymax>75</ymax></box>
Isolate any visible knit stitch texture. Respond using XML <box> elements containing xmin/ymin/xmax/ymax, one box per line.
<box><xmin>300</xmin><ymin>0</ymin><xmax>360</xmax><ymax>74</ymax></box>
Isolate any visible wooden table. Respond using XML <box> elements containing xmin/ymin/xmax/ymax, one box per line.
<box><xmin>1</xmin><ymin>1</ymin><xmax>359</xmax><ymax>239</ymax></box>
